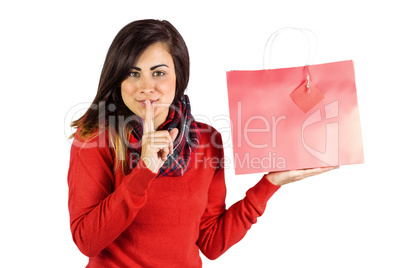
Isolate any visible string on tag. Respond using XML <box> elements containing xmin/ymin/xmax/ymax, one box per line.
<box><xmin>305</xmin><ymin>65</ymin><xmax>311</xmax><ymax>93</ymax></box>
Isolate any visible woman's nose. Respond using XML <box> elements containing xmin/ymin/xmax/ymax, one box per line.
<box><xmin>140</xmin><ymin>76</ymin><xmax>155</xmax><ymax>94</ymax></box>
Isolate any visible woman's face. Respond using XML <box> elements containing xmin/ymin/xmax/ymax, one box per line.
<box><xmin>121</xmin><ymin>42</ymin><xmax>176</xmax><ymax>129</ymax></box>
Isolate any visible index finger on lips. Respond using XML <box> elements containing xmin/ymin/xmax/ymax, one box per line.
<box><xmin>144</xmin><ymin>100</ymin><xmax>155</xmax><ymax>134</ymax></box>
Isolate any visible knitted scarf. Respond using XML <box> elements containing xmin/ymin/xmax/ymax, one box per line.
<box><xmin>127</xmin><ymin>95</ymin><xmax>200</xmax><ymax>177</ymax></box>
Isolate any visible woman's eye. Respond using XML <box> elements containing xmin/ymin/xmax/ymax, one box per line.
<box><xmin>153</xmin><ymin>71</ymin><xmax>165</xmax><ymax>77</ymax></box>
<box><xmin>129</xmin><ymin>72</ymin><xmax>140</xmax><ymax>77</ymax></box>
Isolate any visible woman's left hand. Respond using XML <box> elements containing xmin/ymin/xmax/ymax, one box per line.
<box><xmin>265</xmin><ymin>166</ymin><xmax>338</xmax><ymax>186</ymax></box>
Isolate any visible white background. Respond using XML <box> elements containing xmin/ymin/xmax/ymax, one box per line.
<box><xmin>1</xmin><ymin>0</ymin><xmax>401</xmax><ymax>267</ymax></box>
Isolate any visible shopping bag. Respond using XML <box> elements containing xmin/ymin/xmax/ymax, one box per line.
<box><xmin>226</xmin><ymin>28</ymin><xmax>364</xmax><ymax>175</ymax></box>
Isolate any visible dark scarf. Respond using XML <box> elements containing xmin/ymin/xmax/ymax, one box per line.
<box><xmin>127</xmin><ymin>95</ymin><xmax>200</xmax><ymax>177</ymax></box>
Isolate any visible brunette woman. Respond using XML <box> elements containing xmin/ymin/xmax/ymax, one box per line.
<box><xmin>68</xmin><ymin>19</ymin><xmax>335</xmax><ymax>267</ymax></box>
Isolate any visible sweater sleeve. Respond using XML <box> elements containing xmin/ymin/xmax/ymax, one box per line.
<box><xmin>196</xmin><ymin>134</ymin><xmax>281</xmax><ymax>260</ymax></box>
<box><xmin>67</xmin><ymin>133</ymin><xmax>156</xmax><ymax>257</ymax></box>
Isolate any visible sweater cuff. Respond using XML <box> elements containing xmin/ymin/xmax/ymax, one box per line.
<box><xmin>124</xmin><ymin>158</ymin><xmax>158</xmax><ymax>197</ymax></box>
<box><xmin>246</xmin><ymin>175</ymin><xmax>281</xmax><ymax>210</ymax></box>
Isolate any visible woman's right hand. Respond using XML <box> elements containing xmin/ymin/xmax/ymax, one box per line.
<box><xmin>140</xmin><ymin>100</ymin><xmax>178</xmax><ymax>173</ymax></box>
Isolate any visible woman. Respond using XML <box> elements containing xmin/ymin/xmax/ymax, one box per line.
<box><xmin>68</xmin><ymin>19</ymin><xmax>335</xmax><ymax>267</ymax></box>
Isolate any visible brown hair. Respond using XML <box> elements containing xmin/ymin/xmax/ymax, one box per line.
<box><xmin>70</xmin><ymin>19</ymin><xmax>190</xmax><ymax>173</ymax></box>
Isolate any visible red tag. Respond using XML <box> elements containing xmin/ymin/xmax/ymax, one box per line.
<box><xmin>290</xmin><ymin>80</ymin><xmax>324</xmax><ymax>113</ymax></box>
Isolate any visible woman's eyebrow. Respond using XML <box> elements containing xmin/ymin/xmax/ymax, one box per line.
<box><xmin>130</xmin><ymin>64</ymin><xmax>169</xmax><ymax>71</ymax></box>
<box><xmin>150</xmin><ymin>64</ymin><xmax>169</xmax><ymax>70</ymax></box>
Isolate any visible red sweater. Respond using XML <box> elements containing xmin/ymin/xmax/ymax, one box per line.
<box><xmin>68</xmin><ymin>123</ymin><xmax>280</xmax><ymax>267</ymax></box>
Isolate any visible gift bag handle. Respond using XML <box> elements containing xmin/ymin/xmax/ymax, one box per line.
<box><xmin>263</xmin><ymin>27</ymin><xmax>318</xmax><ymax>92</ymax></box>
<box><xmin>263</xmin><ymin>27</ymin><xmax>318</xmax><ymax>69</ymax></box>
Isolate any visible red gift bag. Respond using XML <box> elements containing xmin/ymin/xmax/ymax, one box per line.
<box><xmin>226</xmin><ymin>28</ymin><xmax>364</xmax><ymax>175</ymax></box>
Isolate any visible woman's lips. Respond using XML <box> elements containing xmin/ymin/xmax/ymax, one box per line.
<box><xmin>138</xmin><ymin>99</ymin><xmax>158</xmax><ymax>107</ymax></box>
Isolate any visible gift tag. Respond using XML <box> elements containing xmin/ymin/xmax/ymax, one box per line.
<box><xmin>290</xmin><ymin>80</ymin><xmax>324</xmax><ymax>113</ymax></box>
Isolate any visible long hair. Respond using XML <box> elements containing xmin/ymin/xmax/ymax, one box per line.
<box><xmin>70</xmin><ymin>19</ymin><xmax>190</xmax><ymax>174</ymax></box>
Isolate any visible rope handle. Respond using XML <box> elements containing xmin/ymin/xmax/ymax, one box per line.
<box><xmin>263</xmin><ymin>27</ymin><xmax>318</xmax><ymax>92</ymax></box>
